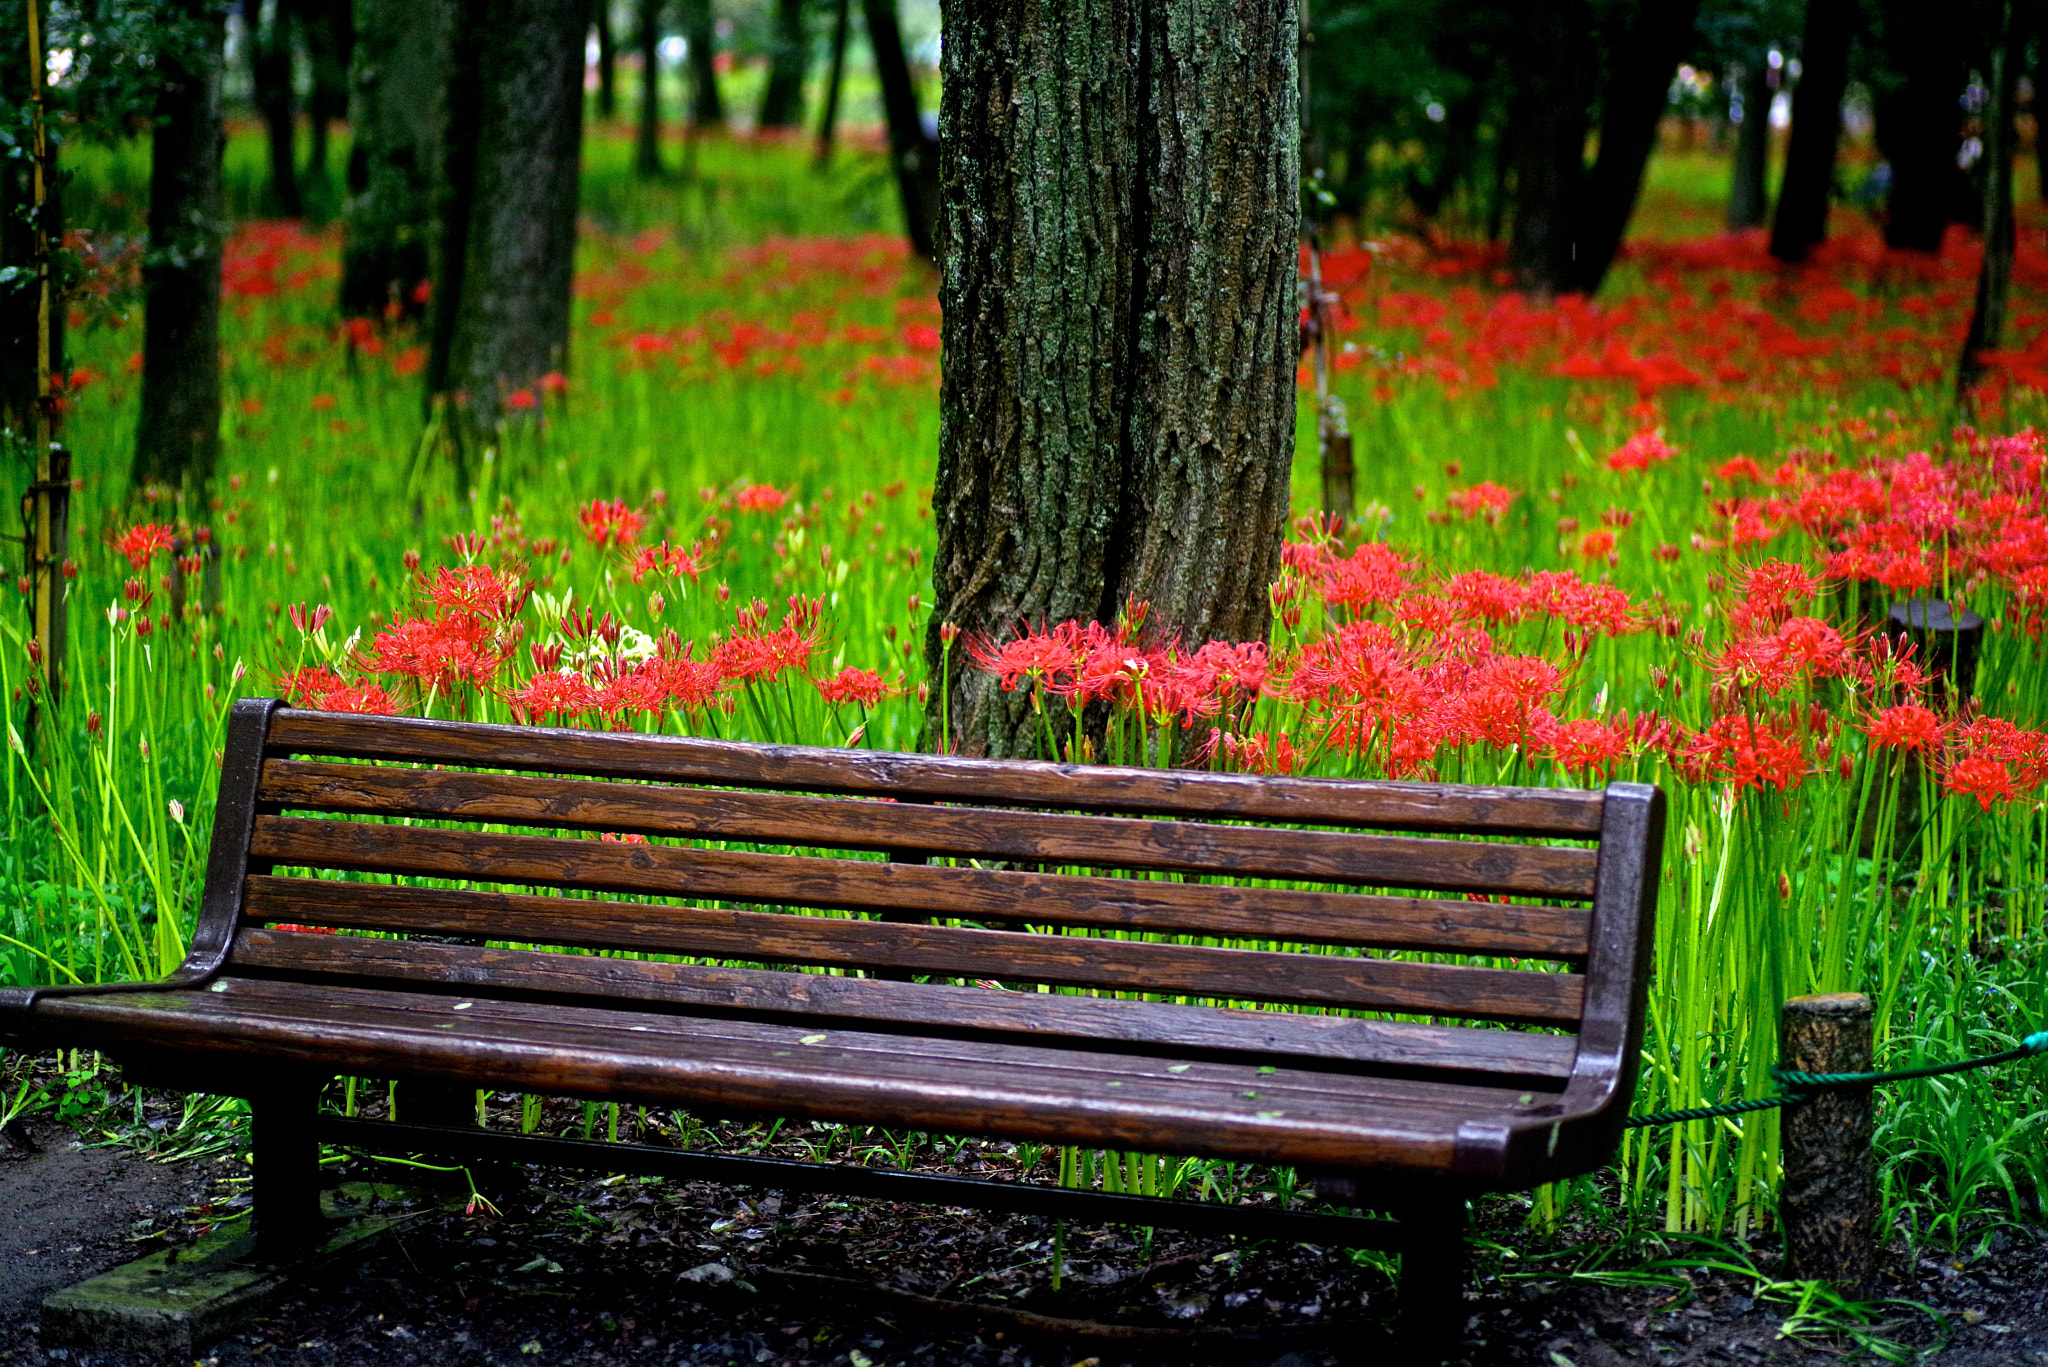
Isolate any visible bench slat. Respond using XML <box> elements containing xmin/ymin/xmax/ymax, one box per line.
<box><xmin>37</xmin><ymin>980</ymin><xmax>1554</xmax><ymax>1166</ymax></box>
<box><xmin>240</xmin><ymin>876</ymin><xmax>1588</xmax><ymax>1025</ymax></box>
<box><xmin>265</xmin><ymin>711</ymin><xmax>1608</xmax><ymax>837</ymax></box>
<box><xmin>247</xmin><ymin>816</ymin><xmax>1599</xmax><ymax>943</ymax></box>
<box><xmin>233</xmin><ymin>927</ymin><xmax>1580</xmax><ymax>1081</ymax></box>
<box><xmin>260</xmin><ymin>759</ymin><xmax>1600</xmax><ymax>920</ymax></box>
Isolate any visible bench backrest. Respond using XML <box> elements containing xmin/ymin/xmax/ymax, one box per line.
<box><xmin>195</xmin><ymin>699</ymin><xmax>1662</xmax><ymax>1101</ymax></box>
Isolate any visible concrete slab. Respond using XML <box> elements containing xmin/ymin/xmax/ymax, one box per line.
<box><xmin>39</xmin><ymin>1183</ymin><xmax>438</xmax><ymax>1361</ymax></box>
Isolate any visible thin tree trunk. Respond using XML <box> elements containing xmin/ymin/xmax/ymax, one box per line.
<box><xmin>814</xmin><ymin>0</ymin><xmax>849</xmax><ymax>164</ymax></box>
<box><xmin>1875</xmin><ymin>0</ymin><xmax>1965</xmax><ymax>251</ymax></box>
<box><xmin>1770</xmin><ymin>0</ymin><xmax>1856</xmax><ymax>262</ymax></box>
<box><xmin>437</xmin><ymin>0</ymin><xmax>586</xmax><ymax>444</ymax></box>
<box><xmin>929</xmin><ymin>0</ymin><xmax>1299</xmax><ymax>760</ymax></box>
<box><xmin>1567</xmin><ymin>0</ymin><xmax>1702</xmax><ymax>293</ymax></box>
<box><xmin>680</xmin><ymin>0</ymin><xmax>721</xmax><ymax>128</ymax></box>
<box><xmin>1</xmin><ymin>0</ymin><xmax>64</xmax><ymax>436</ymax></box>
<box><xmin>304</xmin><ymin>0</ymin><xmax>352</xmax><ymax>177</ymax></box>
<box><xmin>862</xmin><ymin>0</ymin><xmax>936</xmax><ymax>260</ymax></box>
<box><xmin>758</xmin><ymin>0</ymin><xmax>807</xmax><ymax>129</ymax></box>
<box><xmin>425</xmin><ymin>0</ymin><xmax>483</xmax><ymax>404</ymax></box>
<box><xmin>1959</xmin><ymin>0</ymin><xmax>2024</xmax><ymax>400</ymax></box>
<box><xmin>593</xmin><ymin>0</ymin><xmax>617</xmax><ymax>120</ymax></box>
<box><xmin>1507</xmin><ymin>0</ymin><xmax>1593</xmax><ymax>294</ymax></box>
<box><xmin>134</xmin><ymin>0</ymin><xmax>226</xmax><ymax>493</ymax></box>
<box><xmin>340</xmin><ymin>0</ymin><xmax>448</xmax><ymax>320</ymax></box>
<box><xmin>245</xmin><ymin>0</ymin><xmax>303</xmax><ymax>217</ymax></box>
<box><xmin>634</xmin><ymin>0</ymin><xmax>663</xmax><ymax>175</ymax></box>
<box><xmin>1728</xmin><ymin>52</ymin><xmax>1772</xmax><ymax>228</ymax></box>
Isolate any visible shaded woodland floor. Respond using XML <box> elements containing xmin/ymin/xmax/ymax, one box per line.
<box><xmin>3</xmin><ymin>1112</ymin><xmax>2046</xmax><ymax>1367</ymax></box>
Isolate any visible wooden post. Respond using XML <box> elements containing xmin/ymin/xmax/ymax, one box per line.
<box><xmin>1394</xmin><ymin>1187</ymin><xmax>1467</xmax><ymax>1359</ymax></box>
<box><xmin>1779</xmin><ymin>993</ymin><xmax>1876</xmax><ymax>1290</ymax></box>
<box><xmin>249</xmin><ymin>1079</ymin><xmax>327</xmax><ymax>1255</ymax></box>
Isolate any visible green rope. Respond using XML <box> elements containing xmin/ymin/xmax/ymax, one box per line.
<box><xmin>1623</xmin><ymin>1030</ymin><xmax>2048</xmax><ymax>1130</ymax></box>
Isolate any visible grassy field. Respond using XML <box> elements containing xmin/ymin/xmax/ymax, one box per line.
<box><xmin>7</xmin><ymin>129</ymin><xmax>2048</xmax><ymax>1257</ymax></box>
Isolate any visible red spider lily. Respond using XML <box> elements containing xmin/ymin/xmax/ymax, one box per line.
<box><xmin>1710</xmin><ymin>617</ymin><xmax>1853</xmax><ymax>697</ymax></box>
<box><xmin>1545</xmin><ymin>715</ymin><xmax>1638</xmax><ymax>779</ymax></box>
<box><xmin>427</xmin><ymin>564</ymin><xmax>522</xmax><ymax>620</ymax></box>
<box><xmin>360</xmin><ymin>614</ymin><xmax>513</xmax><ymax>689</ymax></box>
<box><xmin>1684</xmin><ymin>712</ymin><xmax>1814</xmax><ymax>793</ymax></box>
<box><xmin>735</xmin><ymin>484</ymin><xmax>791</xmax><ymax>514</ymax></box>
<box><xmin>1449</xmin><ymin>654</ymin><xmax>1566</xmax><ymax>748</ymax></box>
<box><xmin>1446</xmin><ymin>481</ymin><xmax>1519</xmax><ymax>521</ymax></box>
<box><xmin>1210</xmin><ymin>728</ymin><xmax>1302</xmax><ymax>775</ymax></box>
<box><xmin>1943</xmin><ymin>753</ymin><xmax>2020</xmax><ymax>809</ymax></box>
<box><xmin>713</xmin><ymin>596</ymin><xmax>824</xmax><ymax>684</ymax></box>
<box><xmin>506</xmin><ymin>389</ymin><xmax>538</xmax><ymax>411</ymax></box>
<box><xmin>602</xmin><ymin>654</ymin><xmax>729</xmax><ymax>715</ymax></box>
<box><xmin>1524</xmin><ymin>571</ymin><xmax>1637</xmax><ymax>636</ymax></box>
<box><xmin>1575</xmin><ymin>529</ymin><xmax>1617</xmax><ymax>561</ymax></box>
<box><xmin>1865</xmin><ymin>703</ymin><xmax>1945</xmax><ymax>752</ymax></box>
<box><xmin>1441</xmin><ymin>570</ymin><xmax>1533</xmax><ymax>625</ymax></box>
<box><xmin>816</xmin><ymin>666</ymin><xmax>892</xmax><ymax>707</ymax></box>
<box><xmin>966</xmin><ymin>621</ymin><xmax>1087</xmax><ymax>692</ymax></box>
<box><xmin>1605</xmin><ymin>428</ymin><xmax>1677</xmax><ymax>472</ymax></box>
<box><xmin>1320</xmin><ymin>542</ymin><xmax>1411</xmax><ymax>613</ymax></box>
<box><xmin>115</xmin><ymin>524</ymin><xmax>176</xmax><ymax>570</ymax></box>
<box><xmin>272</xmin><ymin>665</ymin><xmax>397</xmax><ymax>715</ymax></box>
<box><xmin>628</xmin><ymin>540</ymin><xmax>709</xmax><ymax>584</ymax></box>
<box><xmin>287</xmin><ymin>602</ymin><xmax>333</xmax><ymax>635</ymax></box>
<box><xmin>580</xmin><ymin>499</ymin><xmax>645</xmax><ymax>548</ymax></box>
<box><xmin>321</xmin><ymin>680</ymin><xmax>401</xmax><ymax>715</ymax></box>
<box><xmin>504</xmin><ymin>669</ymin><xmax>602</xmax><ymax>724</ymax></box>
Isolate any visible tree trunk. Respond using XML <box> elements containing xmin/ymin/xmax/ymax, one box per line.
<box><xmin>1958</xmin><ymin>0</ymin><xmax>2023</xmax><ymax>400</ymax></box>
<box><xmin>1567</xmin><ymin>0</ymin><xmax>1702</xmax><ymax>293</ymax></box>
<box><xmin>1769</xmin><ymin>0</ymin><xmax>1855</xmax><ymax>262</ymax></box>
<box><xmin>340</xmin><ymin>0</ymin><xmax>449</xmax><ymax>320</ymax></box>
<box><xmin>680</xmin><ymin>0</ymin><xmax>721</xmax><ymax>128</ymax></box>
<box><xmin>862</xmin><ymin>0</ymin><xmax>937</xmax><ymax>260</ymax></box>
<box><xmin>928</xmin><ymin>0</ymin><xmax>1300</xmax><ymax>760</ymax></box>
<box><xmin>134</xmin><ymin>0</ymin><xmax>226</xmax><ymax>493</ymax></box>
<box><xmin>1728</xmin><ymin>52</ymin><xmax>1772</xmax><ymax>228</ymax></box>
<box><xmin>634</xmin><ymin>0</ymin><xmax>663</xmax><ymax>175</ymax></box>
<box><xmin>245</xmin><ymin>0</ymin><xmax>303</xmax><ymax>218</ymax></box>
<box><xmin>1</xmin><ymin>0</ymin><xmax>63</xmax><ymax>438</ymax></box>
<box><xmin>1507</xmin><ymin>0</ymin><xmax>1593</xmax><ymax>294</ymax></box>
<box><xmin>303</xmin><ymin>0</ymin><xmax>352</xmax><ymax>177</ymax></box>
<box><xmin>814</xmin><ymin>0</ymin><xmax>850</xmax><ymax>162</ymax></box>
<box><xmin>1874</xmin><ymin>0</ymin><xmax>1965</xmax><ymax>251</ymax></box>
<box><xmin>593</xmin><ymin>0</ymin><xmax>617</xmax><ymax>120</ymax></box>
<box><xmin>758</xmin><ymin>0</ymin><xmax>807</xmax><ymax>129</ymax></box>
<box><xmin>432</xmin><ymin>0</ymin><xmax>585</xmax><ymax>443</ymax></box>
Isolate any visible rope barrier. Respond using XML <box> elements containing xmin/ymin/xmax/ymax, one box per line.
<box><xmin>1623</xmin><ymin>1029</ymin><xmax>2048</xmax><ymax>1130</ymax></box>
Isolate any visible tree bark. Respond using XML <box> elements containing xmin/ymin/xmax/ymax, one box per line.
<box><xmin>1874</xmin><ymin>0</ymin><xmax>1966</xmax><ymax>252</ymax></box>
<box><xmin>1567</xmin><ymin>0</ymin><xmax>1702</xmax><ymax>293</ymax></box>
<box><xmin>304</xmin><ymin>0</ymin><xmax>352</xmax><ymax>177</ymax></box>
<box><xmin>134</xmin><ymin>0</ymin><xmax>226</xmax><ymax>493</ymax></box>
<box><xmin>340</xmin><ymin>0</ymin><xmax>449</xmax><ymax>320</ymax></box>
<box><xmin>1507</xmin><ymin>0</ymin><xmax>1593</xmax><ymax>294</ymax></box>
<box><xmin>592</xmin><ymin>0</ymin><xmax>617</xmax><ymax>120</ymax></box>
<box><xmin>814</xmin><ymin>0</ymin><xmax>850</xmax><ymax>162</ymax></box>
<box><xmin>432</xmin><ymin>0</ymin><xmax>585</xmax><ymax>443</ymax></box>
<box><xmin>1</xmin><ymin>0</ymin><xmax>64</xmax><ymax>437</ymax></box>
<box><xmin>1769</xmin><ymin>0</ymin><xmax>1856</xmax><ymax>262</ymax></box>
<box><xmin>680</xmin><ymin>0</ymin><xmax>721</xmax><ymax>128</ymax></box>
<box><xmin>1728</xmin><ymin>52</ymin><xmax>1772</xmax><ymax>228</ymax></box>
<box><xmin>758</xmin><ymin>0</ymin><xmax>807</xmax><ymax>129</ymax></box>
<box><xmin>245</xmin><ymin>0</ymin><xmax>303</xmax><ymax>217</ymax></box>
<box><xmin>928</xmin><ymin>0</ymin><xmax>1300</xmax><ymax>760</ymax></box>
<box><xmin>634</xmin><ymin>0</ymin><xmax>663</xmax><ymax>175</ymax></box>
<box><xmin>1958</xmin><ymin>0</ymin><xmax>2023</xmax><ymax>401</ymax></box>
<box><xmin>863</xmin><ymin>0</ymin><xmax>937</xmax><ymax>260</ymax></box>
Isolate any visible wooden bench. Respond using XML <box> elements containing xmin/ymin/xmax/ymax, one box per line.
<box><xmin>0</xmin><ymin>698</ymin><xmax>1663</xmax><ymax>1350</ymax></box>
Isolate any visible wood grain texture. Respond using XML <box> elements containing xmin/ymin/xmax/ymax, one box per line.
<box><xmin>233</xmin><ymin>927</ymin><xmax>1581</xmax><ymax>1081</ymax></box>
<box><xmin>246</xmin><ymin>814</ymin><xmax>1598</xmax><ymax>941</ymax></box>
<box><xmin>264</xmin><ymin>710</ymin><xmax>1607</xmax><ymax>837</ymax></box>
<box><xmin>33</xmin><ymin>977</ymin><xmax>1566</xmax><ymax>1170</ymax></box>
<box><xmin>259</xmin><ymin>759</ymin><xmax>1599</xmax><ymax>926</ymax></box>
<box><xmin>238</xmin><ymin>876</ymin><xmax>1588</xmax><ymax>1025</ymax></box>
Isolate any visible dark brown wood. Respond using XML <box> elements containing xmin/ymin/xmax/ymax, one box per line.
<box><xmin>232</xmin><ymin>928</ymin><xmax>1581</xmax><ymax>1081</ymax></box>
<box><xmin>263</xmin><ymin>711</ymin><xmax>1608</xmax><ymax>837</ymax></box>
<box><xmin>250</xmin><ymin>1077</ymin><xmax>325</xmax><ymax>1253</ymax></box>
<box><xmin>5</xmin><ymin>699</ymin><xmax>1666</xmax><ymax>1352</ymax></box>
<box><xmin>1395</xmin><ymin>1186</ymin><xmax>1468</xmax><ymax>1357</ymax></box>
<box><xmin>238</xmin><ymin>876</ymin><xmax>1587</xmax><ymax>1025</ymax></box>
<box><xmin>245</xmin><ymin>814</ymin><xmax>1595</xmax><ymax>944</ymax></box>
<box><xmin>1780</xmin><ymin>993</ymin><xmax>1876</xmax><ymax>1291</ymax></box>
<box><xmin>260</xmin><ymin>759</ymin><xmax>1599</xmax><ymax>925</ymax></box>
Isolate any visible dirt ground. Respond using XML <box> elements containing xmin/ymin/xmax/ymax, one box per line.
<box><xmin>4</xmin><ymin>1113</ymin><xmax>2048</xmax><ymax>1367</ymax></box>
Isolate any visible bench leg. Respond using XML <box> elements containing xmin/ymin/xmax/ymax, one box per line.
<box><xmin>250</xmin><ymin>1078</ymin><xmax>326</xmax><ymax>1256</ymax></box>
<box><xmin>1395</xmin><ymin>1189</ymin><xmax>1468</xmax><ymax>1361</ymax></box>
